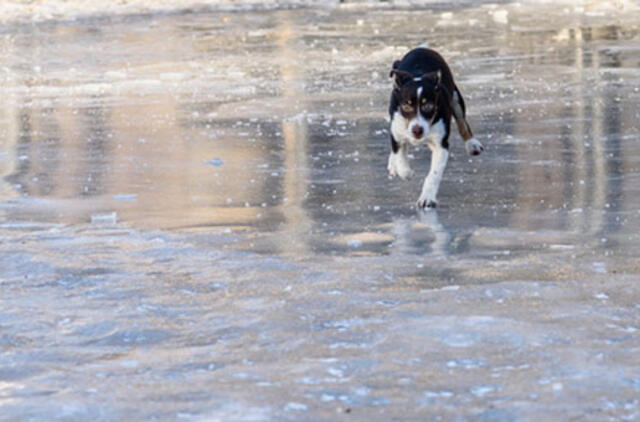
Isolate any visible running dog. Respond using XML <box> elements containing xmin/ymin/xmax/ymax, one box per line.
<box><xmin>387</xmin><ymin>46</ymin><xmax>483</xmax><ymax>208</ymax></box>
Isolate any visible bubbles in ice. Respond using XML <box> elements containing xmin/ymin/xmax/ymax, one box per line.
<box><xmin>205</xmin><ymin>158</ymin><xmax>224</xmax><ymax>167</ymax></box>
<box><xmin>492</xmin><ymin>9</ymin><xmax>508</xmax><ymax>24</ymax></box>
<box><xmin>91</xmin><ymin>212</ymin><xmax>117</xmax><ymax>225</ymax></box>
<box><xmin>347</xmin><ymin>239</ymin><xmax>363</xmax><ymax>248</ymax></box>
<box><xmin>284</xmin><ymin>402</ymin><xmax>308</xmax><ymax>412</ymax></box>
<box><xmin>113</xmin><ymin>194</ymin><xmax>137</xmax><ymax>201</ymax></box>
<box><xmin>470</xmin><ymin>385</ymin><xmax>500</xmax><ymax>397</ymax></box>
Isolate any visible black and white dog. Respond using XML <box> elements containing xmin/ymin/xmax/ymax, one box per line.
<box><xmin>387</xmin><ymin>46</ymin><xmax>484</xmax><ymax>208</ymax></box>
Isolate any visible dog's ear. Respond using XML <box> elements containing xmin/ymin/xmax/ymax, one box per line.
<box><xmin>390</xmin><ymin>69</ymin><xmax>413</xmax><ymax>89</ymax></box>
<box><xmin>422</xmin><ymin>69</ymin><xmax>442</xmax><ymax>89</ymax></box>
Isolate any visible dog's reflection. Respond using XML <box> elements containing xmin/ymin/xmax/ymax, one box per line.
<box><xmin>390</xmin><ymin>210</ymin><xmax>452</xmax><ymax>256</ymax></box>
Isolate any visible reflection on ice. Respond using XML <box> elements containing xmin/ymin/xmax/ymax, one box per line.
<box><xmin>0</xmin><ymin>8</ymin><xmax>638</xmax><ymax>259</ymax></box>
<box><xmin>389</xmin><ymin>211</ymin><xmax>452</xmax><ymax>256</ymax></box>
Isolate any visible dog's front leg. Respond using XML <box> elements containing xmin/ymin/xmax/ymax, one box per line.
<box><xmin>387</xmin><ymin>136</ymin><xmax>414</xmax><ymax>180</ymax></box>
<box><xmin>417</xmin><ymin>144</ymin><xmax>449</xmax><ymax>208</ymax></box>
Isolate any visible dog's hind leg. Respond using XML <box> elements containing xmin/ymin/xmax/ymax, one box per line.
<box><xmin>452</xmin><ymin>87</ymin><xmax>484</xmax><ymax>156</ymax></box>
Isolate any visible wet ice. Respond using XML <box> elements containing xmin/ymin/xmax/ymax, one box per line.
<box><xmin>1</xmin><ymin>0</ymin><xmax>640</xmax><ymax>420</ymax></box>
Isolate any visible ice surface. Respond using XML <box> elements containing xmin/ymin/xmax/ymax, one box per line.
<box><xmin>1</xmin><ymin>0</ymin><xmax>640</xmax><ymax>421</ymax></box>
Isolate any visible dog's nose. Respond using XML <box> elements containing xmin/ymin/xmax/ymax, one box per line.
<box><xmin>412</xmin><ymin>125</ymin><xmax>424</xmax><ymax>139</ymax></box>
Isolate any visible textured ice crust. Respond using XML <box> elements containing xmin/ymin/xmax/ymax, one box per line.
<box><xmin>0</xmin><ymin>0</ymin><xmax>336</xmax><ymax>24</ymax></box>
<box><xmin>1</xmin><ymin>0</ymin><xmax>638</xmax><ymax>24</ymax></box>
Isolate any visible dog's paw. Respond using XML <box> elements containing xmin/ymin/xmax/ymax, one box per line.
<box><xmin>396</xmin><ymin>166</ymin><xmax>414</xmax><ymax>180</ymax></box>
<box><xmin>387</xmin><ymin>157</ymin><xmax>397</xmax><ymax>177</ymax></box>
<box><xmin>466</xmin><ymin>138</ymin><xmax>484</xmax><ymax>156</ymax></box>
<box><xmin>388</xmin><ymin>154</ymin><xmax>414</xmax><ymax>180</ymax></box>
<box><xmin>416</xmin><ymin>196</ymin><xmax>437</xmax><ymax>209</ymax></box>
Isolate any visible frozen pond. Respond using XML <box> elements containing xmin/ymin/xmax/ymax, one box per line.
<box><xmin>1</xmin><ymin>1</ymin><xmax>640</xmax><ymax>420</ymax></box>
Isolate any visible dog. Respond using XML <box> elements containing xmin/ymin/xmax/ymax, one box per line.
<box><xmin>387</xmin><ymin>46</ymin><xmax>484</xmax><ymax>208</ymax></box>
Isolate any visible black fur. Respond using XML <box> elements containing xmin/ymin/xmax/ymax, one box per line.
<box><xmin>388</xmin><ymin>48</ymin><xmax>462</xmax><ymax>150</ymax></box>
<box><xmin>387</xmin><ymin>47</ymin><xmax>482</xmax><ymax>208</ymax></box>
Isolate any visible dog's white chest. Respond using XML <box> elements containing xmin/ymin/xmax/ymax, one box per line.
<box><xmin>423</xmin><ymin>119</ymin><xmax>446</xmax><ymax>147</ymax></box>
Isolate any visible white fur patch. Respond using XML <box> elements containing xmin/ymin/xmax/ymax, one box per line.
<box><xmin>391</xmin><ymin>112</ymin><xmax>445</xmax><ymax>148</ymax></box>
<box><xmin>417</xmin><ymin>146</ymin><xmax>449</xmax><ymax>207</ymax></box>
<box><xmin>452</xmin><ymin>91</ymin><xmax>463</xmax><ymax>117</ymax></box>
<box><xmin>387</xmin><ymin>148</ymin><xmax>414</xmax><ymax>180</ymax></box>
<box><xmin>390</xmin><ymin>111</ymin><xmax>413</xmax><ymax>144</ymax></box>
<box><xmin>465</xmin><ymin>137</ymin><xmax>484</xmax><ymax>156</ymax></box>
<box><xmin>425</xmin><ymin>119</ymin><xmax>446</xmax><ymax>146</ymax></box>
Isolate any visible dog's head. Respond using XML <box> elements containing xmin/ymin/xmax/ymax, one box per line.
<box><xmin>390</xmin><ymin>69</ymin><xmax>442</xmax><ymax>141</ymax></box>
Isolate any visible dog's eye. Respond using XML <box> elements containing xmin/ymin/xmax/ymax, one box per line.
<box><xmin>401</xmin><ymin>102</ymin><xmax>414</xmax><ymax>113</ymax></box>
<box><xmin>421</xmin><ymin>102</ymin><xmax>434</xmax><ymax>112</ymax></box>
